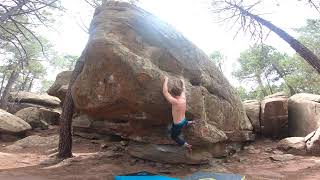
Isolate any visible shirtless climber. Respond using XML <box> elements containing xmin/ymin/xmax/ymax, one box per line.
<box><xmin>162</xmin><ymin>76</ymin><xmax>193</xmax><ymax>152</ymax></box>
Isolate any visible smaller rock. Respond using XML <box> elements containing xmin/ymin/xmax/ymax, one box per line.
<box><xmin>90</xmin><ymin>140</ymin><xmax>104</xmax><ymax>144</ymax></box>
<box><xmin>0</xmin><ymin>134</ymin><xmax>20</xmax><ymax>142</ymax></box>
<box><xmin>120</xmin><ymin>141</ymin><xmax>128</xmax><ymax>146</ymax></box>
<box><xmin>47</xmin><ymin>71</ymin><xmax>72</xmax><ymax>101</ymax></box>
<box><xmin>0</xmin><ymin>109</ymin><xmax>31</xmax><ymax>134</ymax></box>
<box><xmin>40</xmin><ymin>157</ymin><xmax>63</xmax><ymax>166</ymax></box>
<box><xmin>15</xmin><ymin>107</ymin><xmax>60</xmax><ymax>129</ymax></box>
<box><xmin>8</xmin><ymin>91</ymin><xmax>61</xmax><ymax>107</ymax></box>
<box><xmin>244</xmin><ymin>145</ymin><xmax>255</xmax><ymax>150</ymax></box>
<box><xmin>270</xmin><ymin>154</ymin><xmax>295</xmax><ymax>161</ymax></box>
<box><xmin>155</xmin><ymin>162</ymin><xmax>163</xmax><ymax>168</ymax></box>
<box><xmin>74</xmin><ymin>132</ymin><xmax>102</xmax><ymax>140</ymax></box>
<box><xmin>46</xmin><ymin>148</ymin><xmax>58</xmax><ymax>154</ymax></box>
<box><xmin>265</xmin><ymin>147</ymin><xmax>273</xmax><ymax>153</ymax></box>
<box><xmin>190</xmin><ymin>167</ymin><xmax>197</xmax><ymax>172</ymax></box>
<box><xmin>272</xmin><ymin>150</ymin><xmax>284</xmax><ymax>155</ymax></box>
<box><xmin>72</xmin><ymin>114</ymin><xmax>92</xmax><ymax>128</ymax></box>
<box><xmin>277</xmin><ymin>137</ymin><xmax>306</xmax><ymax>155</ymax></box>
<box><xmin>129</xmin><ymin>159</ymin><xmax>137</xmax><ymax>166</ymax></box>
<box><xmin>128</xmin><ymin>142</ymin><xmax>211</xmax><ymax>164</ymax></box>
<box><xmin>5</xmin><ymin>135</ymin><xmax>58</xmax><ymax>149</ymax></box>
<box><xmin>48</xmin><ymin>152</ymin><xmax>58</xmax><ymax>158</ymax></box>
<box><xmin>4</xmin><ymin>144</ymin><xmax>23</xmax><ymax>150</ymax></box>
<box><xmin>248</xmin><ymin>149</ymin><xmax>261</xmax><ymax>154</ymax></box>
<box><xmin>148</xmin><ymin>161</ymin><xmax>156</xmax><ymax>167</ymax></box>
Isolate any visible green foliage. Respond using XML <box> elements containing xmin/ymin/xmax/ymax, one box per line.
<box><xmin>234</xmin><ymin>19</ymin><xmax>320</xmax><ymax>99</ymax></box>
<box><xmin>39</xmin><ymin>79</ymin><xmax>55</xmax><ymax>93</ymax></box>
<box><xmin>209</xmin><ymin>51</ymin><xmax>225</xmax><ymax>72</ymax></box>
<box><xmin>50</xmin><ymin>54</ymin><xmax>78</xmax><ymax>71</ymax></box>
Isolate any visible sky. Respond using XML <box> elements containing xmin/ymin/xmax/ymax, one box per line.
<box><xmin>44</xmin><ymin>0</ymin><xmax>319</xmax><ymax>86</ymax></box>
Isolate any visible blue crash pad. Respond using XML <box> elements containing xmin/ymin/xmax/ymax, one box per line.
<box><xmin>183</xmin><ymin>172</ymin><xmax>245</xmax><ymax>180</ymax></box>
<box><xmin>114</xmin><ymin>171</ymin><xmax>180</xmax><ymax>180</ymax></box>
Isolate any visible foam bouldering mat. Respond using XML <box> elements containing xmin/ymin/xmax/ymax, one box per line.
<box><xmin>114</xmin><ymin>171</ymin><xmax>180</xmax><ymax>180</ymax></box>
<box><xmin>183</xmin><ymin>172</ymin><xmax>245</xmax><ymax>180</ymax></box>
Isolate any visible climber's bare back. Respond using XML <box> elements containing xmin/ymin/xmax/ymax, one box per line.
<box><xmin>162</xmin><ymin>76</ymin><xmax>187</xmax><ymax>124</ymax></box>
<box><xmin>171</xmin><ymin>95</ymin><xmax>186</xmax><ymax>124</ymax></box>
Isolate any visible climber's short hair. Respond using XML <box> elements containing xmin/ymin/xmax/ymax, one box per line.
<box><xmin>170</xmin><ymin>80</ymin><xmax>183</xmax><ymax>97</ymax></box>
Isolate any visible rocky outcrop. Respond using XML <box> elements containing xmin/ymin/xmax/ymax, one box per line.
<box><xmin>243</xmin><ymin>100</ymin><xmax>260</xmax><ymax>133</ymax></box>
<box><xmin>15</xmin><ymin>107</ymin><xmax>61</xmax><ymax>129</ymax></box>
<box><xmin>0</xmin><ymin>109</ymin><xmax>31</xmax><ymax>134</ymax></box>
<box><xmin>8</xmin><ymin>92</ymin><xmax>61</xmax><ymax>108</ymax></box>
<box><xmin>47</xmin><ymin>71</ymin><xmax>72</xmax><ymax>101</ymax></box>
<box><xmin>71</xmin><ymin>1</ymin><xmax>252</xmax><ymax>151</ymax></box>
<box><xmin>288</xmin><ymin>93</ymin><xmax>320</xmax><ymax>137</ymax></box>
<box><xmin>260</xmin><ymin>93</ymin><xmax>288</xmax><ymax>138</ymax></box>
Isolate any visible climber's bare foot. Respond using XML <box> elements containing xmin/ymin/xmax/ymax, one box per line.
<box><xmin>184</xmin><ymin>143</ymin><xmax>192</xmax><ymax>154</ymax></box>
<box><xmin>187</xmin><ymin>121</ymin><xmax>195</xmax><ymax>126</ymax></box>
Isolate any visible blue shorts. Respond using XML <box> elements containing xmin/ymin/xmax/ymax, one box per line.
<box><xmin>170</xmin><ymin>118</ymin><xmax>188</xmax><ymax>146</ymax></box>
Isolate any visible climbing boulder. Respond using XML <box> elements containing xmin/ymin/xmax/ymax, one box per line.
<box><xmin>288</xmin><ymin>93</ymin><xmax>320</xmax><ymax>137</ymax></box>
<box><xmin>71</xmin><ymin>1</ymin><xmax>252</xmax><ymax>155</ymax></box>
<box><xmin>47</xmin><ymin>71</ymin><xmax>72</xmax><ymax>102</ymax></box>
<box><xmin>0</xmin><ymin>109</ymin><xmax>31</xmax><ymax>134</ymax></box>
<box><xmin>260</xmin><ymin>92</ymin><xmax>288</xmax><ymax>138</ymax></box>
<box><xmin>243</xmin><ymin>100</ymin><xmax>260</xmax><ymax>133</ymax></box>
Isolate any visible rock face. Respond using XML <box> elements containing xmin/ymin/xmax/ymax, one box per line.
<box><xmin>260</xmin><ymin>93</ymin><xmax>288</xmax><ymax>138</ymax></box>
<box><xmin>243</xmin><ymin>100</ymin><xmax>261</xmax><ymax>133</ymax></box>
<box><xmin>71</xmin><ymin>1</ymin><xmax>252</xmax><ymax>148</ymax></box>
<box><xmin>47</xmin><ymin>71</ymin><xmax>72</xmax><ymax>101</ymax></box>
<box><xmin>288</xmin><ymin>93</ymin><xmax>320</xmax><ymax>137</ymax></box>
<box><xmin>15</xmin><ymin>107</ymin><xmax>61</xmax><ymax>129</ymax></box>
<box><xmin>8</xmin><ymin>91</ymin><xmax>61</xmax><ymax>108</ymax></box>
<box><xmin>0</xmin><ymin>109</ymin><xmax>31</xmax><ymax>134</ymax></box>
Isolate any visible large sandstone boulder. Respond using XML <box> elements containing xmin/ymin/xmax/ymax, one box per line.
<box><xmin>260</xmin><ymin>93</ymin><xmax>288</xmax><ymax>138</ymax></box>
<box><xmin>47</xmin><ymin>71</ymin><xmax>72</xmax><ymax>101</ymax></box>
<box><xmin>71</xmin><ymin>2</ymin><xmax>252</xmax><ymax>162</ymax></box>
<box><xmin>0</xmin><ymin>109</ymin><xmax>31</xmax><ymax>134</ymax></box>
<box><xmin>243</xmin><ymin>100</ymin><xmax>260</xmax><ymax>133</ymax></box>
<box><xmin>288</xmin><ymin>93</ymin><xmax>320</xmax><ymax>137</ymax></box>
<box><xmin>8</xmin><ymin>91</ymin><xmax>61</xmax><ymax>108</ymax></box>
<box><xmin>15</xmin><ymin>107</ymin><xmax>61</xmax><ymax>129</ymax></box>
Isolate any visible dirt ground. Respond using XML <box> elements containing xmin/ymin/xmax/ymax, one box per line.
<box><xmin>0</xmin><ymin>127</ymin><xmax>320</xmax><ymax>180</ymax></box>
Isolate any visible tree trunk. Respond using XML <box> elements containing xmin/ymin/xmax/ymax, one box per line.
<box><xmin>264</xmin><ymin>74</ymin><xmax>273</xmax><ymax>95</ymax></box>
<box><xmin>27</xmin><ymin>77</ymin><xmax>34</xmax><ymax>92</ymax></box>
<box><xmin>20</xmin><ymin>72</ymin><xmax>30</xmax><ymax>91</ymax></box>
<box><xmin>256</xmin><ymin>74</ymin><xmax>267</xmax><ymax>96</ymax></box>
<box><xmin>57</xmin><ymin>60</ymin><xmax>84</xmax><ymax>159</ymax></box>
<box><xmin>236</xmin><ymin>5</ymin><xmax>320</xmax><ymax>74</ymax></box>
<box><xmin>0</xmin><ymin>70</ymin><xmax>19</xmax><ymax>109</ymax></box>
<box><xmin>271</xmin><ymin>63</ymin><xmax>296</xmax><ymax>95</ymax></box>
<box><xmin>0</xmin><ymin>73</ymin><xmax>7</xmax><ymax>96</ymax></box>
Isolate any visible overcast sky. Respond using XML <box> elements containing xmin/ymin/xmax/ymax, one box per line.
<box><xmin>44</xmin><ymin>0</ymin><xmax>319</xmax><ymax>85</ymax></box>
